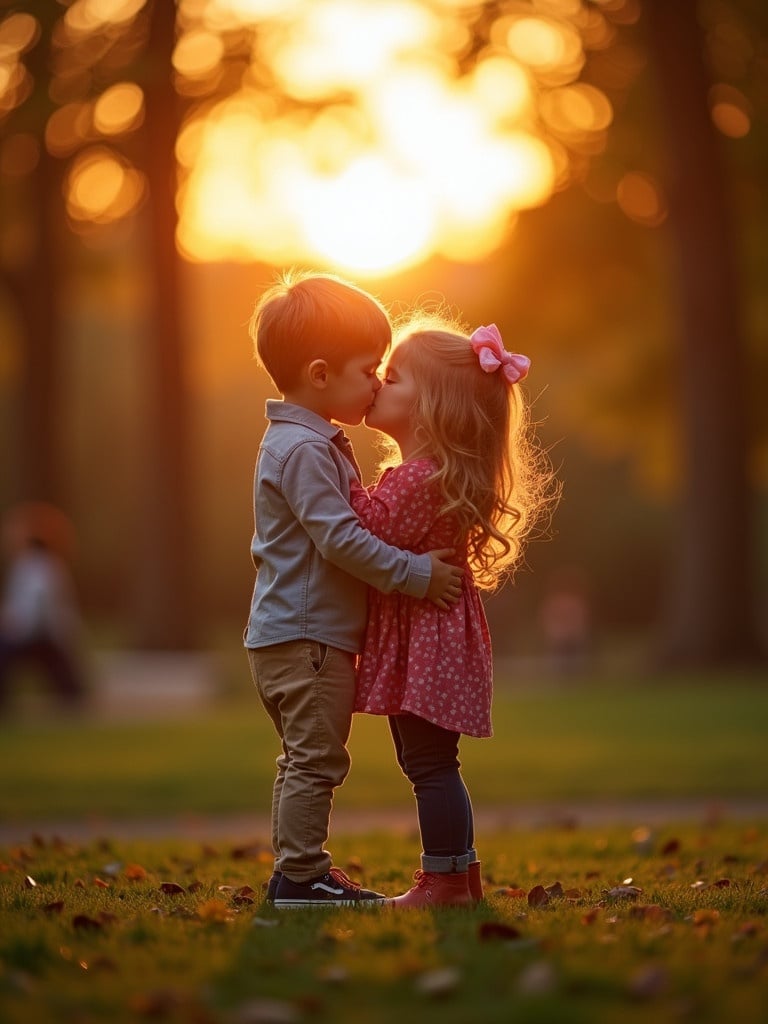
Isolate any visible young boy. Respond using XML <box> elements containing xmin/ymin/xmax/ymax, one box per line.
<box><xmin>245</xmin><ymin>271</ymin><xmax>462</xmax><ymax>909</ymax></box>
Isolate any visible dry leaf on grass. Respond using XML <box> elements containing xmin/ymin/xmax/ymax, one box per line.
<box><xmin>478</xmin><ymin>921</ymin><xmax>522</xmax><ymax>941</ymax></box>
<box><xmin>228</xmin><ymin>997</ymin><xmax>301</xmax><ymax>1023</ymax></box>
<box><xmin>628</xmin><ymin>964</ymin><xmax>668</xmax><ymax>1000</ymax></box>
<box><xmin>527</xmin><ymin>885</ymin><xmax>549</xmax><ymax>907</ymax></box>
<box><xmin>414</xmin><ymin>966</ymin><xmax>462</xmax><ymax>997</ymax></box>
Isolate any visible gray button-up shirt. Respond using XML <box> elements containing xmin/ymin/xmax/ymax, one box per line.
<box><xmin>244</xmin><ymin>401</ymin><xmax>431</xmax><ymax>654</ymax></box>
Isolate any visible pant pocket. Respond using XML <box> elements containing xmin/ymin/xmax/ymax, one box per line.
<box><xmin>308</xmin><ymin>641</ymin><xmax>329</xmax><ymax>674</ymax></box>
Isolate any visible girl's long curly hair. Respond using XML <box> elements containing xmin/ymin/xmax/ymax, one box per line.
<box><xmin>380</xmin><ymin>316</ymin><xmax>557</xmax><ymax>591</ymax></box>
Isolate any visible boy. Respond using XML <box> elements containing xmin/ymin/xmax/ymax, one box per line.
<box><xmin>245</xmin><ymin>270</ymin><xmax>463</xmax><ymax>909</ymax></box>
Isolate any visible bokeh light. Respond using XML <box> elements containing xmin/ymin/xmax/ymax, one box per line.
<box><xmin>173</xmin><ymin>0</ymin><xmax>602</xmax><ymax>274</ymax></box>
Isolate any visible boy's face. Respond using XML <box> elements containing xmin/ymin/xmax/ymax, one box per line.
<box><xmin>323</xmin><ymin>351</ymin><xmax>383</xmax><ymax>425</ymax></box>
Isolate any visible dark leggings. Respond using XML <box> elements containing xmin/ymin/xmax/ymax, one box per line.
<box><xmin>388</xmin><ymin>713</ymin><xmax>474</xmax><ymax>859</ymax></box>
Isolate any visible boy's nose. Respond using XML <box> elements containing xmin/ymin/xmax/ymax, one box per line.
<box><xmin>372</xmin><ymin>377</ymin><xmax>382</xmax><ymax>393</ymax></box>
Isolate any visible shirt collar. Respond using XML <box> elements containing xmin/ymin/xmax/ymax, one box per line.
<box><xmin>265</xmin><ymin>399</ymin><xmax>341</xmax><ymax>442</ymax></box>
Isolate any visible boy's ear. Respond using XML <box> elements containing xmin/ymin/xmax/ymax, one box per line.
<box><xmin>307</xmin><ymin>358</ymin><xmax>329</xmax><ymax>389</ymax></box>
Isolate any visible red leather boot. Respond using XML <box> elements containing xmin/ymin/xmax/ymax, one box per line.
<box><xmin>391</xmin><ymin>869</ymin><xmax>472</xmax><ymax>908</ymax></box>
<box><xmin>468</xmin><ymin>861</ymin><xmax>484</xmax><ymax>902</ymax></box>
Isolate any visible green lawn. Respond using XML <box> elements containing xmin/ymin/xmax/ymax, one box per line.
<box><xmin>1</xmin><ymin>822</ymin><xmax>767</xmax><ymax>1024</ymax></box>
<box><xmin>1</xmin><ymin>671</ymin><xmax>766</xmax><ymax>822</ymax></box>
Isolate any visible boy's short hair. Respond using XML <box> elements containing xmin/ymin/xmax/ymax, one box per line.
<box><xmin>250</xmin><ymin>270</ymin><xmax>392</xmax><ymax>392</ymax></box>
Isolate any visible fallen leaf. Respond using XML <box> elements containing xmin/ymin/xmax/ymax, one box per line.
<box><xmin>229</xmin><ymin>997</ymin><xmax>301</xmax><ymax>1023</ymax></box>
<box><xmin>159</xmin><ymin>882</ymin><xmax>186</xmax><ymax>895</ymax></box>
<box><xmin>693</xmin><ymin>909</ymin><xmax>720</xmax><ymax>927</ymax></box>
<box><xmin>124</xmin><ymin>864</ymin><xmax>148</xmax><ymax>882</ymax></box>
<box><xmin>92</xmin><ymin>877</ymin><xmax>110</xmax><ymax>889</ymax></box>
<box><xmin>187</xmin><ymin>880</ymin><xmax>204</xmax><ymax>893</ymax></box>
<box><xmin>318</xmin><ymin>964</ymin><xmax>348</xmax><ymax>984</ymax></box>
<box><xmin>629</xmin><ymin>904</ymin><xmax>672</xmax><ymax>923</ymax></box>
<box><xmin>231</xmin><ymin>844</ymin><xmax>270</xmax><ymax>861</ymax></box>
<box><xmin>661</xmin><ymin>838</ymin><xmax>681</xmax><ymax>855</ymax></box>
<box><xmin>89</xmin><ymin>956</ymin><xmax>118</xmax><ymax>972</ymax></box>
<box><xmin>197</xmin><ymin>898</ymin><xmax>233</xmax><ymax>922</ymax></box>
<box><xmin>72</xmin><ymin>915</ymin><xmax>103</xmax><ymax>931</ymax></box>
<box><xmin>527</xmin><ymin>885</ymin><xmax>550</xmax><ymax>907</ymax></box>
<box><xmin>24</xmin><ymin>876</ymin><xmax>37</xmax><ymax>888</ymax></box>
<box><xmin>732</xmin><ymin>921</ymin><xmax>761</xmax><ymax>940</ymax></box>
<box><xmin>43</xmin><ymin>900</ymin><xmax>65</xmax><ymax>914</ymax></box>
<box><xmin>627</xmin><ymin>964</ymin><xmax>668</xmax><ymax>1000</ymax></box>
<box><xmin>414</xmin><ymin>966</ymin><xmax>461</xmax><ymax>997</ymax></box>
<box><xmin>478</xmin><ymin>921</ymin><xmax>522</xmax><ymax>941</ymax></box>
<box><xmin>544</xmin><ymin>881</ymin><xmax>564</xmax><ymax>899</ymax></box>
<box><xmin>497</xmin><ymin>887</ymin><xmax>527</xmax><ymax>899</ymax></box>
<box><xmin>602</xmin><ymin>885</ymin><xmax>643</xmax><ymax>900</ymax></box>
<box><xmin>631</xmin><ymin>827</ymin><xmax>654</xmax><ymax>853</ymax></box>
<box><xmin>516</xmin><ymin>960</ymin><xmax>557</xmax><ymax>995</ymax></box>
<box><xmin>129</xmin><ymin>989</ymin><xmax>182</xmax><ymax>1017</ymax></box>
<box><xmin>581</xmin><ymin>907</ymin><xmax>601</xmax><ymax>925</ymax></box>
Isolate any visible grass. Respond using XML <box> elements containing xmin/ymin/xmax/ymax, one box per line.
<box><xmin>1</xmin><ymin>671</ymin><xmax>767</xmax><ymax>821</ymax></box>
<box><xmin>1</xmin><ymin>822</ymin><xmax>767</xmax><ymax>1024</ymax></box>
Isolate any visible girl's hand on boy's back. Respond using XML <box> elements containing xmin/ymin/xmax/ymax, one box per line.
<box><xmin>426</xmin><ymin>549</ymin><xmax>463</xmax><ymax>610</ymax></box>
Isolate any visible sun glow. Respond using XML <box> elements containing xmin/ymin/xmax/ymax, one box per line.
<box><xmin>175</xmin><ymin>0</ymin><xmax>609</xmax><ymax>276</ymax></box>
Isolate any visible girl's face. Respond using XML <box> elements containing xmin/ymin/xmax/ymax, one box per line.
<box><xmin>365</xmin><ymin>347</ymin><xmax>419</xmax><ymax>453</ymax></box>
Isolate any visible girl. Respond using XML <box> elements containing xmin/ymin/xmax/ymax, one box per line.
<box><xmin>350</xmin><ymin>317</ymin><xmax>550</xmax><ymax>908</ymax></box>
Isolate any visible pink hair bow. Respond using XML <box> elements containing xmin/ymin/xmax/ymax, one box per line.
<box><xmin>469</xmin><ymin>324</ymin><xmax>530</xmax><ymax>384</ymax></box>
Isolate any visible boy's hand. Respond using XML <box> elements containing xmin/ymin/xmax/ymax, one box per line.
<box><xmin>426</xmin><ymin>549</ymin><xmax>463</xmax><ymax>609</ymax></box>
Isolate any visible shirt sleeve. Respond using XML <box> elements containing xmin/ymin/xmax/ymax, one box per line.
<box><xmin>350</xmin><ymin>462</ymin><xmax>440</xmax><ymax>548</ymax></box>
<box><xmin>280</xmin><ymin>441</ymin><xmax>431</xmax><ymax>598</ymax></box>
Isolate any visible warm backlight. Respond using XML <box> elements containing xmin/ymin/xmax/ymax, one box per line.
<box><xmin>175</xmin><ymin>0</ymin><xmax>592</xmax><ymax>275</ymax></box>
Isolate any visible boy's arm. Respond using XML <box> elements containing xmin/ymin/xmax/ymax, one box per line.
<box><xmin>281</xmin><ymin>442</ymin><xmax>431</xmax><ymax>598</ymax></box>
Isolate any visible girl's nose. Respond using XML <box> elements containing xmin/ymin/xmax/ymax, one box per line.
<box><xmin>372</xmin><ymin>376</ymin><xmax>382</xmax><ymax>393</ymax></box>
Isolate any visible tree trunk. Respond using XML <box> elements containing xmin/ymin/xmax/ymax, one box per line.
<box><xmin>133</xmin><ymin>0</ymin><xmax>198</xmax><ymax>648</ymax></box>
<box><xmin>644</xmin><ymin>0</ymin><xmax>762</xmax><ymax>665</ymax></box>
<box><xmin>6</xmin><ymin>12</ymin><xmax>64</xmax><ymax>506</ymax></box>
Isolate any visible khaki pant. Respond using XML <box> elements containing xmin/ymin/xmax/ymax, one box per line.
<box><xmin>247</xmin><ymin>640</ymin><xmax>356</xmax><ymax>882</ymax></box>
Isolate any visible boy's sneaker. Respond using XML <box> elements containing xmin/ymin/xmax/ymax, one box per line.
<box><xmin>273</xmin><ymin>867</ymin><xmax>388</xmax><ymax>909</ymax></box>
<box><xmin>264</xmin><ymin>871</ymin><xmax>282</xmax><ymax>902</ymax></box>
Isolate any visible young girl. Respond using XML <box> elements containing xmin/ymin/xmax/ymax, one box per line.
<box><xmin>350</xmin><ymin>317</ymin><xmax>550</xmax><ymax>908</ymax></box>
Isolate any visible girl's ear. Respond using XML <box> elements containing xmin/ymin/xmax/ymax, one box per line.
<box><xmin>307</xmin><ymin>358</ymin><xmax>329</xmax><ymax>389</ymax></box>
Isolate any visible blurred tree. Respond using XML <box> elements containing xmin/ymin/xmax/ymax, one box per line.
<box><xmin>644</xmin><ymin>0</ymin><xmax>762</xmax><ymax>664</ymax></box>
<box><xmin>131</xmin><ymin>0</ymin><xmax>197</xmax><ymax>648</ymax></box>
<box><xmin>0</xmin><ymin>2</ymin><xmax>198</xmax><ymax>648</ymax></box>
<box><xmin>0</xmin><ymin>7</ymin><xmax>64</xmax><ymax>504</ymax></box>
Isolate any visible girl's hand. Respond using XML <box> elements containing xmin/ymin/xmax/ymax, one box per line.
<box><xmin>426</xmin><ymin>549</ymin><xmax>463</xmax><ymax>609</ymax></box>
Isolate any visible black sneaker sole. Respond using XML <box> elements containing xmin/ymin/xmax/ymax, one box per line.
<box><xmin>273</xmin><ymin>897</ymin><xmax>389</xmax><ymax>909</ymax></box>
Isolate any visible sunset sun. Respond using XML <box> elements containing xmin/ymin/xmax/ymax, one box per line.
<box><xmin>173</xmin><ymin>0</ymin><xmax>610</xmax><ymax>276</ymax></box>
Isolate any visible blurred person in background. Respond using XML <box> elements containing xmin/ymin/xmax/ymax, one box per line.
<box><xmin>539</xmin><ymin>566</ymin><xmax>592</xmax><ymax>675</ymax></box>
<box><xmin>0</xmin><ymin>503</ymin><xmax>87</xmax><ymax>715</ymax></box>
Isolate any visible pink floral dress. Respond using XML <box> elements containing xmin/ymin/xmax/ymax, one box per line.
<box><xmin>350</xmin><ymin>458</ymin><xmax>492</xmax><ymax>738</ymax></box>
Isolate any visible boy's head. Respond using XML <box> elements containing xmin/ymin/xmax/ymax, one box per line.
<box><xmin>250</xmin><ymin>270</ymin><xmax>391</xmax><ymax>393</ymax></box>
